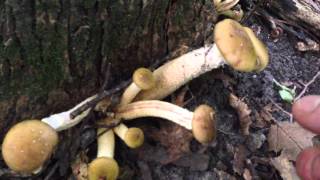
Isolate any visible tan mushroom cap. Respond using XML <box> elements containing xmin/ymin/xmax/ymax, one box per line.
<box><xmin>133</xmin><ymin>68</ymin><xmax>155</xmax><ymax>90</ymax></box>
<box><xmin>88</xmin><ymin>157</ymin><xmax>119</xmax><ymax>180</ymax></box>
<box><xmin>2</xmin><ymin>120</ymin><xmax>58</xmax><ymax>173</ymax></box>
<box><xmin>243</xmin><ymin>27</ymin><xmax>269</xmax><ymax>71</ymax></box>
<box><xmin>124</xmin><ymin>127</ymin><xmax>144</xmax><ymax>148</ymax></box>
<box><xmin>192</xmin><ymin>105</ymin><xmax>216</xmax><ymax>144</ymax></box>
<box><xmin>214</xmin><ymin>19</ymin><xmax>258</xmax><ymax>72</ymax></box>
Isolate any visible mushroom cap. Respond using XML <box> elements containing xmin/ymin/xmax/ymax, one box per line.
<box><xmin>192</xmin><ymin>105</ymin><xmax>216</xmax><ymax>144</ymax></box>
<box><xmin>243</xmin><ymin>27</ymin><xmax>269</xmax><ymax>71</ymax></box>
<box><xmin>133</xmin><ymin>68</ymin><xmax>155</xmax><ymax>90</ymax></box>
<box><xmin>2</xmin><ymin>120</ymin><xmax>58</xmax><ymax>173</ymax></box>
<box><xmin>88</xmin><ymin>157</ymin><xmax>119</xmax><ymax>180</ymax></box>
<box><xmin>214</xmin><ymin>19</ymin><xmax>258</xmax><ymax>72</ymax></box>
<box><xmin>124</xmin><ymin>127</ymin><xmax>145</xmax><ymax>148</ymax></box>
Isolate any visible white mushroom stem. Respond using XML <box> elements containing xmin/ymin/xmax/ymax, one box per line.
<box><xmin>119</xmin><ymin>83</ymin><xmax>141</xmax><ymax>107</ymax></box>
<box><xmin>41</xmin><ymin>94</ymin><xmax>97</xmax><ymax>131</ymax></box>
<box><xmin>113</xmin><ymin>123</ymin><xmax>129</xmax><ymax>139</ymax></box>
<box><xmin>115</xmin><ymin>100</ymin><xmax>194</xmax><ymax>129</ymax></box>
<box><xmin>97</xmin><ymin>128</ymin><xmax>115</xmax><ymax>158</ymax></box>
<box><xmin>134</xmin><ymin>44</ymin><xmax>225</xmax><ymax>101</ymax></box>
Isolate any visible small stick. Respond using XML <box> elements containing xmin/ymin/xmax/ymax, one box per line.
<box><xmin>267</xmin><ymin>97</ymin><xmax>293</xmax><ymax>122</ymax></box>
<box><xmin>70</xmin><ymin>80</ymin><xmax>131</xmax><ymax>119</ymax></box>
<box><xmin>295</xmin><ymin>71</ymin><xmax>320</xmax><ymax>101</ymax></box>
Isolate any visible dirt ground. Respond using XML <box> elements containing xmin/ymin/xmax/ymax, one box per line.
<box><xmin>1</xmin><ymin>19</ymin><xmax>320</xmax><ymax>180</ymax></box>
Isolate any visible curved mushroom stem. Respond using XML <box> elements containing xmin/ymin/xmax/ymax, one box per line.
<box><xmin>116</xmin><ymin>100</ymin><xmax>194</xmax><ymax>129</ymax></box>
<box><xmin>114</xmin><ymin>100</ymin><xmax>216</xmax><ymax>144</ymax></box>
<box><xmin>41</xmin><ymin>95</ymin><xmax>97</xmax><ymax>131</ymax></box>
<box><xmin>119</xmin><ymin>67</ymin><xmax>155</xmax><ymax>107</ymax></box>
<box><xmin>134</xmin><ymin>44</ymin><xmax>225</xmax><ymax>101</ymax></box>
<box><xmin>119</xmin><ymin>83</ymin><xmax>141</xmax><ymax>106</ymax></box>
<box><xmin>97</xmin><ymin>128</ymin><xmax>115</xmax><ymax>158</ymax></box>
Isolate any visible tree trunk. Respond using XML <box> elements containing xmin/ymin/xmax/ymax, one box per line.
<box><xmin>1</xmin><ymin>0</ymin><xmax>320</xmax><ymax>135</ymax></box>
<box><xmin>0</xmin><ymin>0</ymin><xmax>215</xmax><ymax>135</ymax></box>
<box><xmin>269</xmin><ymin>0</ymin><xmax>320</xmax><ymax>38</ymax></box>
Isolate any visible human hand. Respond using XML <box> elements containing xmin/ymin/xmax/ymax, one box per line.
<box><xmin>292</xmin><ymin>95</ymin><xmax>320</xmax><ymax>180</ymax></box>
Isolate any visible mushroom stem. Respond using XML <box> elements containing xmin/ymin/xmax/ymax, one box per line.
<box><xmin>116</xmin><ymin>100</ymin><xmax>194</xmax><ymax>129</ymax></box>
<box><xmin>88</xmin><ymin>128</ymin><xmax>119</xmax><ymax>180</ymax></box>
<box><xmin>114</xmin><ymin>100</ymin><xmax>216</xmax><ymax>144</ymax></box>
<box><xmin>134</xmin><ymin>44</ymin><xmax>225</xmax><ymax>101</ymax></box>
<box><xmin>120</xmin><ymin>83</ymin><xmax>141</xmax><ymax>106</ymax></box>
<box><xmin>113</xmin><ymin>123</ymin><xmax>144</xmax><ymax>148</ymax></box>
<box><xmin>119</xmin><ymin>67</ymin><xmax>155</xmax><ymax>107</ymax></box>
<box><xmin>41</xmin><ymin>94</ymin><xmax>97</xmax><ymax>131</ymax></box>
<box><xmin>97</xmin><ymin>128</ymin><xmax>115</xmax><ymax>158</ymax></box>
<box><xmin>135</xmin><ymin>19</ymin><xmax>269</xmax><ymax>101</ymax></box>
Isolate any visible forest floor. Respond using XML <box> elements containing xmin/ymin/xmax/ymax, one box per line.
<box><xmin>1</xmin><ymin>19</ymin><xmax>320</xmax><ymax>180</ymax></box>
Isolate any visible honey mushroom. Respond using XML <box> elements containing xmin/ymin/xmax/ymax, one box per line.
<box><xmin>112</xmin><ymin>100</ymin><xmax>216</xmax><ymax>144</ymax></box>
<box><xmin>1</xmin><ymin>95</ymin><xmax>96</xmax><ymax>174</ymax></box>
<box><xmin>88</xmin><ymin>129</ymin><xmax>119</xmax><ymax>180</ymax></box>
<box><xmin>134</xmin><ymin>19</ymin><xmax>269</xmax><ymax>101</ymax></box>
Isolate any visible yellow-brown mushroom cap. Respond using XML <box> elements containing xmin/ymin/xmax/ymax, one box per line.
<box><xmin>124</xmin><ymin>127</ymin><xmax>144</xmax><ymax>148</ymax></box>
<box><xmin>88</xmin><ymin>157</ymin><xmax>119</xmax><ymax>180</ymax></box>
<box><xmin>214</xmin><ymin>19</ymin><xmax>258</xmax><ymax>72</ymax></box>
<box><xmin>133</xmin><ymin>68</ymin><xmax>155</xmax><ymax>90</ymax></box>
<box><xmin>243</xmin><ymin>27</ymin><xmax>269</xmax><ymax>71</ymax></box>
<box><xmin>2</xmin><ymin>120</ymin><xmax>58</xmax><ymax>173</ymax></box>
<box><xmin>192</xmin><ymin>105</ymin><xmax>216</xmax><ymax>144</ymax></box>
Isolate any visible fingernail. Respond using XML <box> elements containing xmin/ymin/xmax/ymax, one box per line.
<box><xmin>312</xmin><ymin>155</ymin><xmax>320</xmax><ymax>179</ymax></box>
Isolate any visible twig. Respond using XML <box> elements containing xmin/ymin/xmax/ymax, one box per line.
<box><xmin>70</xmin><ymin>80</ymin><xmax>131</xmax><ymax>118</ymax></box>
<box><xmin>295</xmin><ymin>71</ymin><xmax>320</xmax><ymax>101</ymax></box>
<box><xmin>267</xmin><ymin>97</ymin><xmax>293</xmax><ymax>122</ymax></box>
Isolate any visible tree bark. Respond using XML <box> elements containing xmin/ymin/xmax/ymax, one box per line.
<box><xmin>269</xmin><ymin>0</ymin><xmax>320</xmax><ymax>38</ymax></box>
<box><xmin>0</xmin><ymin>0</ymin><xmax>215</xmax><ymax>135</ymax></box>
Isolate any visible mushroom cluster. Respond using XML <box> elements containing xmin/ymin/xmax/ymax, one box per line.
<box><xmin>1</xmin><ymin>19</ymin><xmax>269</xmax><ymax>179</ymax></box>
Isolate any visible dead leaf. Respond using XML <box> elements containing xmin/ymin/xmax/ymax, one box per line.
<box><xmin>214</xmin><ymin>169</ymin><xmax>237</xmax><ymax>180</ymax></box>
<box><xmin>270</xmin><ymin>152</ymin><xmax>300</xmax><ymax>180</ymax></box>
<box><xmin>229</xmin><ymin>94</ymin><xmax>252</xmax><ymax>135</ymax></box>
<box><xmin>268</xmin><ymin>121</ymin><xmax>316</xmax><ymax>160</ymax></box>
<box><xmin>149</xmin><ymin>122</ymin><xmax>193</xmax><ymax>164</ymax></box>
<box><xmin>243</xmin><ymin>168</ymin><xmax>252</xmax><ymax>180</ymax></box>
<box><xmin>148</xmin><ymin>88</ymin><xmax>193</xmax><ymax>164</ymax></box>
<box><xmin>253</xmin><ymin>104</ymin><xmax>274</xmax><ymax>128</ymax></box>
<box><xmin>233</xmin><ymin>145</ymin><xmax>248</xmax><ymax>175</ymax></box>
<box><xmin>71</xmin><ymin>152</ymin><xmax>89</xmax><ymax>180</ymax></box>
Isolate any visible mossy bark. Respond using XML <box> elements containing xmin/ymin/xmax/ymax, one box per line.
<box><xmin>0</xmin><ymin>0</ymin><xmax>216</xmax><ymax>134</ymax></box>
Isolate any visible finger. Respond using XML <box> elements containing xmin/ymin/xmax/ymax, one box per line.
<box><xmin>296</xmin><ymin>147</ymin><xmax>320</xmax><ymax>180</ymax></box>
<box><xmin>292</xmin><ymin>95</ymin><xmax>320</xmax><ymax>134</ymax></box>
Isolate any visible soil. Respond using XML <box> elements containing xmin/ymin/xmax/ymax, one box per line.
<box><xmin>1</xmin><ymin>20</ymin><xmax>320</xmax><ymax>180</ymax></box>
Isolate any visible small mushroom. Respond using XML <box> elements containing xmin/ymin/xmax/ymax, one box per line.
<box><xmin>2</xmin><ymin>120</ymin><xmax>58</xmax><ymax>173</ymax></box>
<box><xmin>113</xmin><ymin>123</ymin><xmax>144</xmax><ymax>148</ymax></box>
<box><xmin>88</xmin><ymin>128</ymin><xmax>119</xmax><ymax>180</ymax></box>
<box><xmin>119</xmin><ymin>67</ymin><xmax>155</xmax><ymax>107</ymax></box>
<box><xmin>114</xmin><ymin>100</ymin><xmax>216</xmax><ymax>144</ymax></box>
<box><xmin>134</xmin><ymin>19</ymin><xmax>269</xmax><ymax>101</ymax></box>
<box><xmin>2</xmin><ymin>95</ymin><xmax>97</xmax><ymax>174</ymax></box>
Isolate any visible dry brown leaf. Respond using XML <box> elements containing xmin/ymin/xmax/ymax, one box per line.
<box><xmin>270</xmin><ymin>152</ymin><xmax>300</xmax><ymax>180</ymax></box>
<box><xmin>233</xmin><ymin>145</ymin><xmax>248</xmax><ymax>175</ymax></box>
<box><xmin>243</xmin><ymin>168</ymin><xmax>252</xmax><ymax>180</ymax></box>
<box><xmin>149</xmin><ymin>122</ymin><xmax>193</xmax><ymax>164</ymax></box>
<box><xmin>268</xmin><ymin>121</ymin><xmax>316</xmax><ymax>160</ymax></box>
<box><xmin>148</xmin><ymin>88</ymin><xmax>193</xmax><ymax>164</ymax></box>
<box><xmin>229</xmin><ymin>94</ymin><xmax>252</xmax><ymax>135</ymax></box>
<box><xmin>71</xmin><ymin>152</ymin><xmax>89</xmax><ymax>180</ymax></box>
<box><xmin>214</xmin><ymin>168</ymin><xmax>237</xmax><ymax>180</ymax></box>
